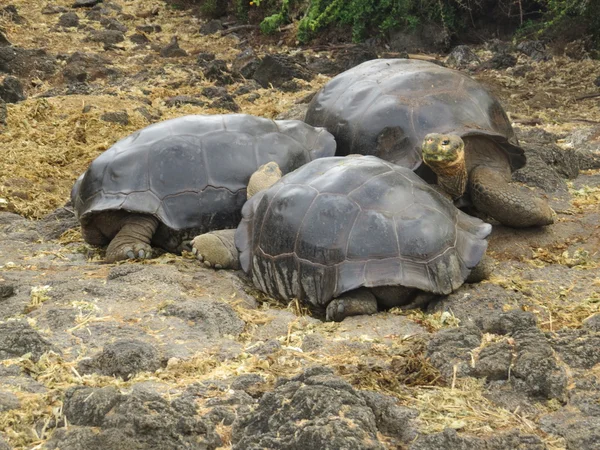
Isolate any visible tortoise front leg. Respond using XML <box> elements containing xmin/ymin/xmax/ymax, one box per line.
<box><xmin>191</xmin><ymin>229</ymin><xmax>240</xmax><ymax>270</ymax></box>
<box><xmin>105</xmin><ymin>214</ymin><xmax>159</xmax><ymax>263</ymax></box>
<box><xmin>469</xmin><ymin>166</ymin><xmax>555</xmax><ymax>228</ymax></box>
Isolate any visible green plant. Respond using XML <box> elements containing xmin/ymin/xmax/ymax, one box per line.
<box><xmin>259</xmin><ymin>0</ymin><xmax>291</xmax><ymax>33</ymax></box>
<box><xmin>235</xmin><ymin>0</ymin><xmax>250</xmax><ymax>21</ymax></box>
<box><xmin>297</xmin><ymin>0</ymin><xmax>428</xmax><ymax>43</ymax></box>
<box><xmin>199</xmin><ymin>0</ymin><xmax>228</xmax><ymax>18</ymax></box>
<box><xmin>541</xmin><ymin>0</ymin><xmax>600</xmax><ymax>46</ymax></box>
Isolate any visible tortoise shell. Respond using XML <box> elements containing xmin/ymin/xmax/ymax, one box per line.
<box><xmin>305</xmin><ymin>58</ymin><xmax>525</xmax><ymax>176</ymax></box>
<box><xmin>235</xmin><ymin>156</ymin><xmax>491</xmax><ymax>307</ymax></box>
<box><xmin>72</xmin><ymin>114</ymin><xmax>336</xmax><ymax>233</ymax></box>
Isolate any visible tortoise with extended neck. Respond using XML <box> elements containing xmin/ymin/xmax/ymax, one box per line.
<box><xmin>193</xmin><ymin>156</ymin><xmax>492</xmax><ymax>321</ymax></box>
<box><xmin>71</xmin><ymin>114</ymin><xmax>335</xmax><ymax>263</ymax></box>
<box><xmin>304</xmin><ymin>58</ymin><xmax>554</xmax><ymax>228</ymax></box>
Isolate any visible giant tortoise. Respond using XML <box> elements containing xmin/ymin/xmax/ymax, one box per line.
<box><xmin>304</xmin><ymin>58</ymin><xmax>554</xmax><ymax>228</ymax></box>
<box><xmin>192</xmin><ymin>156</ymin><xmax>492</xmax><ymax>321</ymax></box>
<box><xmin>71</xmin><ymin>114</ymin><xmax>335</xmax><ymax>262</ymax></box>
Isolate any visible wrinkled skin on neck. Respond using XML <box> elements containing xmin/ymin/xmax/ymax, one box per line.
<box><xmin>422</xmin><ymin>133</ymin><xmax>468</xmax><ymax>199</ymax></box>
<box><xmin>421</xmin><ymin>133</ymin><xmax>555</xmax><ymax>227</ymax></box>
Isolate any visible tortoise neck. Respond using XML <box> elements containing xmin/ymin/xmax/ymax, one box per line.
<box><xmin>427</xmin><ymin>155</ymin><xmax>468</xmax><ymax>200</ymax></box>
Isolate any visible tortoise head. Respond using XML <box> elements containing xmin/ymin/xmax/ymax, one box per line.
<box><xmin>421</xmin><ymin>133</ymin><xmax>465</xmax><ymax>168</ymax></box>
<box><xmin>247</xmin><ymin>161</ymin><xmax>283</xmax><ymax>199</ymax></box>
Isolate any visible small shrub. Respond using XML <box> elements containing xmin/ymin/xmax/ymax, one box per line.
<box><xmin>199</xmin><ymin>0</ymin><xmax>228</xmax><ymax>18</ymax></box>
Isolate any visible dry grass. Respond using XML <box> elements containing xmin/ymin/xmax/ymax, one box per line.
<box><xmin>1</xmin><ymin>2</ymin><xmax>599</xmax><ymax>450</ymax></box>
<box><xmin>0</xmin><ymin>0</ymin><xmax>328</xmax><ymax>219</ymax></box>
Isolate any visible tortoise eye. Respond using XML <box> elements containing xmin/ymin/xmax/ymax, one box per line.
<box><xmin>442</xmin><ymin>139</ymin><xmax>450</xmax><ymax>145</ymax></box>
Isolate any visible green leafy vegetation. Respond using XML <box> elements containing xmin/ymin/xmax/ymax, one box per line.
<box><xmin>190</xmin><ymin>0</ymin><xmax>600</xmax><ymax>51</ymax></box>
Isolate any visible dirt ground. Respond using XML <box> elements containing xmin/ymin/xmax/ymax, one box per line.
<box><xmin>0</xmin><ymin>1</ymin><xmax>599</xmax><ymax>449</ymax></box>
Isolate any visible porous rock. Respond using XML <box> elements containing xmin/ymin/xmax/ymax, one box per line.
<box><xmin>445</xmin><ymin>45</ymin><xmax>480</xmax><ymax>69</ymax></box>
<box><xmin>130</xmin><ymin>33</ymin><xmax>150</xmax><ymax>45</ymax></box>
<box><xmin>484</xmin><ymin>51</ymin><xmax>517</xmax><ymax>70</ymax></box>
<box><xmin>100</xmin><ymin>110</ymin><xmax>129</xmax><ymax>125</ymax></box>
<box><xmin>43</xmin><ymin>6</ymin><xmax>69</xmax><ymax>14</ymax></box>
<box><xmin>516</xmin><ymin>127</ymin><xmax>580</xmax><ymax>180</ymax></box>
<box><xmin>200</xmin><ymin>20</ymin><xmax>223</xmax><ymax>36</ymax></box>
<box><xmin>473</xmin><ymin>341</ymin><xmax>512</xmax><ymax>381</ymax></box>
<box><xmin>360</xmin><ymin>390</ymin><xmax>418</xmax><ymax>442</ymax></box>
<box><xmin>0</xmin><ymin>320</ymin><xmax>57</xmax><ymax>361</ymax></box>
<box><xmin>232</xmin><ymin>366</ymin><xmax>412</xmax><ymax>449</ymax></box>
<box><xmin>160</xmin><ymin>299</ymin><xmax>245</xmax><ymax>339</ymax></box>
<box><xmin>86</xmin><ymin>30</ymin><xmax>125</xmax><ymax>45</ymax></box>
<box><xmin>0</xmin><ymin>46</ymin><xmax>57</xmax><ymax>79</ymax></box>
<box><xmin>409</xmin><ymin>427</ymin><xmax>545</xmax><ymax>450</ymax></box>
<box><xmin>427</xmin><ymin>284</ymin><xmax>527</xmax><ymax>329</ymax></box>
<box><xmin>159</xmin><ymin>36</ymin><xmax>187</xmax><ymax>58</ymax></box>
<box><xmin>550</xmin><ymin>327</ymin><xmax>600</xmax><ymax>370</ymax></box>
<box><xmin>510</xmin><ymin>327</ymin><xmax>567</xmax><ymax>401</ymax></box>
<box><xmin>569</xmin><ymin>376</ymin><xmax>600</xmax><ymax>417</ymax></box>
<box><xmin>136</xmin><ymin>24</ymin><xmax>162</xmax><ymax>34</ymax></box>
<box><xmin>252</xmin><ymin>54</ymin><xmax>313</xmax><ymax>89</ymax></box>
<box><xmin>2</xmin><ymin>5</ymin><xmax>24</xmax><ymax>24</ymax></box>
<box><xmin>210</xmin><ymin>94</ymin><xmax>239</xmax><ymax>112</ymax></box>
<box><xmin>564</xmin><ymin>126</ymin><xmax>600</xmax><ymax>170</ymax></box>
<box><xmin>0</xmin><ymin>283</ymin><xmax>15</xmax><ymax>299</ymax></box>
<box><xmin>540</xmin><ymin>410</ymin><xmax>600</xmax><ymax>450</ymax></box>
<box><xmin>516</xmin><ymin>40</ymin><xmax>550</xmax><ymax>61</ymax></box>
<box><xmin>48</xmin><ymin>389</ymin><xmax>222</xmax><ymax>450</ymax></box>
<box><xmin>35</xmin><ymin>206</ymin><xmax>79</xmax><ymax>240</ymax></box>
<box><xmin>232</xmin><ymin>48</ymin><xmax>259</xmax><ymax>79</ymax></box>
<box><xmin>100</xmin><ymin>17</ymin><xmax>127</xmax><ymax>33</ymax></box>
<box><xmin>0</xmin><ymin>391</ymin><xmax>20</xmax><ymax>412</ymax></box>
<box><xmin>200</xmin><ymin>59</ymin><xmax>234</xmax><ymax>85</ymax></box>
<box><xmin>77</xmin><ymin>338</ymin><xmax>164</xmax><ymax>380</ymax></box>
<box><xmin>426</xmin><ymin>326</ymin><xmax>481</xmax><ymax>379</ymax></box>
<box><xmin>58</xmin><ymin>12</ymin><xmax>80</xmax><ymax>28</ymax></box>
<box><xmin>0</xmin><ymin>76</ymin><xmax>25</xmax><ymax>103</ymax></box>
<box><xmin>512</xmin><ymin>153</ymin><xmax>567</xmax><ymax>193</ymax></box>
<box><xmin>63</xmin><ymin>386</ymin><xmax>123</xmax><ymax>426</ymax></box>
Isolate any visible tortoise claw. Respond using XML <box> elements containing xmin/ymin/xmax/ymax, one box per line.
<box><xmin>126</xmin><ymin>250</ymin><xmax>135</xmax><ymax>259</ymax></box>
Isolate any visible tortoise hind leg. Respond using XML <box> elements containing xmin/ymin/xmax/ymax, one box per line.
<box><xmin>105</xmin><ymin>213</ymin><xmax>159</xmax><ymax>263</ymax></box>
<box><xmin>469</xmin><ymin>166</ymin><xmax>555</xmax><ymax>228</ymax></box>
<box><xmin>325</xmin><ymin>289</ymin><xmax>378</xmax><ymax>322</ymax></box>
<box><xmin>81</xmin><ymin>221</ymin><xmax>110</xmax><ymax>246</ymax></box>
<box><xmin>192</xmin><ymin>229</ymin><xmax>240</xmax><ymax>270</ymax></box>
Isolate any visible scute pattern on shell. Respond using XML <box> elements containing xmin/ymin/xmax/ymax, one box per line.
<box><xmin>235</xmin><ymin>156</ymin><xmax>492</xmax><ymax>308</ymax></box>
<box><xmin>305</xmin><ymin>58</ymin><xmax>525</xmax><ymax>174</ymax></box>
<box><xmin>72</xmin><ymin>114</ymin><xmax>336</xmax><ymax>232</ymax></box>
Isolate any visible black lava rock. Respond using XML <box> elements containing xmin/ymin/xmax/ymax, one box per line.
<box><xmin>100</xmin><ymin>110</ymin><xmax>129</xmax><ymax>125</ymax></box>
<box><xmin>77</xmin><ymin>338</ymin><xmax>163</xmax><ymax>380</ymax></box>
<box><xmin>58</xmin><ymin>12</ymin><xmax>80</xmax><ymax>28</ymax></box>
<box><xmin>0</xmin><ymin>76</ymin><xmax>25</xmax><ymax>103</ymax></box>
<box><xmin>252</xmin><ymin>54</ymin><xmax>313</xmax><ymax>89</ymax></box>
<box><xmin>0</xmin><ymin>320</ymin><xmax>58</xmax><ymax>361</ymax></box>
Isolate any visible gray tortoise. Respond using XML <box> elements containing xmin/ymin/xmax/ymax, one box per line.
<box><xmin>193</xmin><ymin>156</ymin><xmax>492</xmax><ymax>321</ymax></box>
<box><xmin>71</xmin><ymin>114</ymin><xmax>335</xmax><ymax>263</ymax></box>
<box><xmin>304</xmin><ymin>58</ymin><xmax>554</xmax><ymax>228</ymax></box>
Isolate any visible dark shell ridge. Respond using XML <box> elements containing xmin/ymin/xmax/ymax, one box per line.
<box><xmin>236</xmin><ymin>156</ymin><xmax>492</xmax><ymax>307</ymax></box>
<box><xmin>305</xmin><ymin>58</ymin><xmax>525</xmax><ymax>173</ymax></box>
<box><xmin>72</xmin><ymin>114</ymin><xmax>336</xmax><ymax>232</ymax></box>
